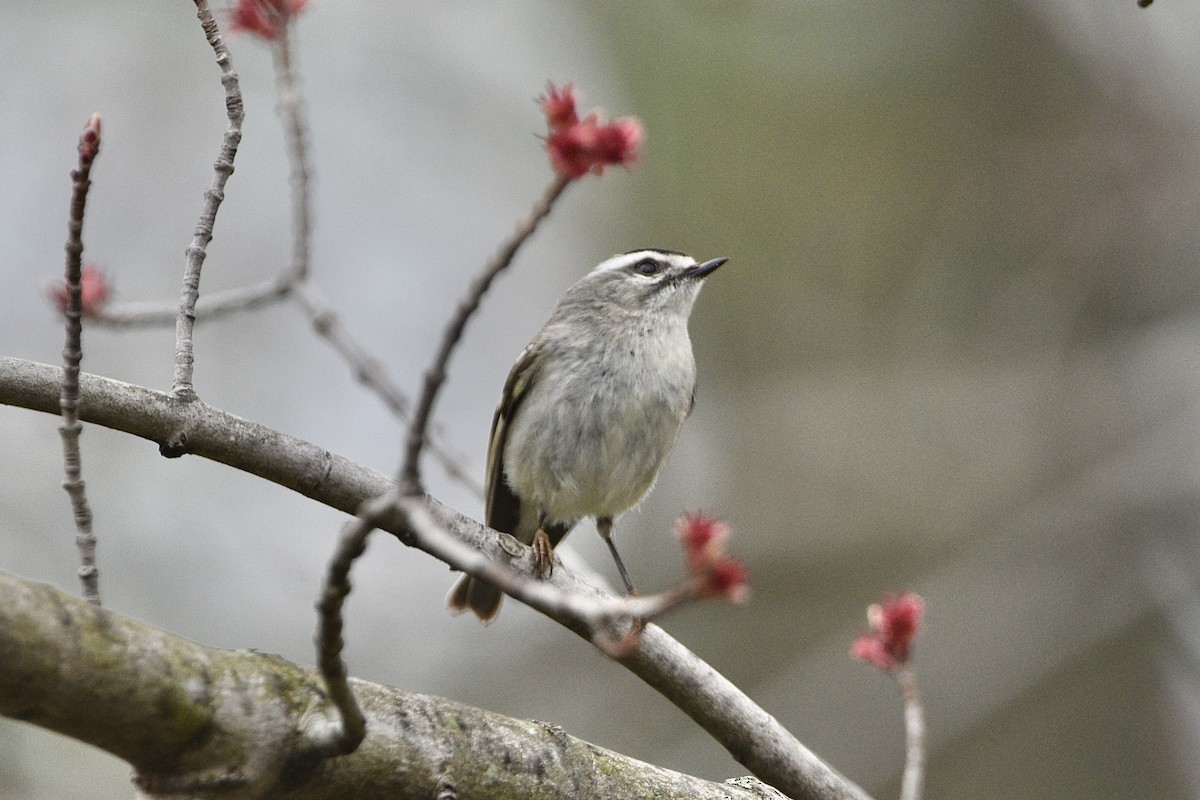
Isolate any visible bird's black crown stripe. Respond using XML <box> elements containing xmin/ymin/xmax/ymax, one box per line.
<box><xmin>621</xmin><ymin>247</ymin><xmax>688</xmax><ymax>259</ymax></box>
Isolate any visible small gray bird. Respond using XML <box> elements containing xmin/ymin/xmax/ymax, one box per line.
<box><xmin>447</xmin><ymin>248</ymin><xmax>729</xmax><ymax>622</ymax></box>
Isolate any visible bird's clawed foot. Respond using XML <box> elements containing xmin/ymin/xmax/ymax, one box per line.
<box><xmin>531</xmin><ymin>528</ymin><xmax>554</xmax><ymax>580</ymax></box>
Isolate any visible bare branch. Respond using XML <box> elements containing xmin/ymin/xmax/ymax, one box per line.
<box><xmin>317</xmin><ymin>487</ymin><xmax>708</xmax><ymax>752</ymax></box>
<box><xmin>274</xmin><ymin>25</ymin><xmax>312</xmax><ymax>284</ymax></box>
<box><xmin>311</xmin><ymin>515</ymin><xmax>371</xmax><ymax>758</ymax></box>
<box><xmin>88</xmin><ymin>30</ymin><xmax>484</xmax><ymax>495</ymax></box>
<box><xmin>174</xmin><ymin>0</ymin><xmax>245</xmax><ymax>401</ymax></box>
<box><xmin>265</xmin><ymin>9</ymin><xmax>483</xmax><ymax>495</ymax></box>
<box><xmin>58</xmin><ymin>113</ymin><xmax>103</xmax><ymax>606</ymax></box>
<box><xmin>399</xmin><ymin>173</ymin><xmax>572</xmax><ymax>491</ymax></box>
<box><xmin>0</xmin><ymin>570</ymin><xmax>774</xmax><ymax>800</ymax></box>
<box><xmin>0</xmin><ymin>357</ymin><xmax>873</xmax><ymax>800</ymax></box>
<box><xmin>398</xmin><ymin>495</ymin><xmax>694</xmax><ymax>650</ymax></box>
<box><xmin>93</xmin><ymin>276</ymin><xmax>292</xmax><ymax>327</ymax></box>
<box><xmin>896</xmin><ymin>667</ymin><xmax>926</xmax><ymax>800</ymax></box>
<box><xmin>80</xmin><ymin>4</ymin><xmax>483</xmax><ymax>497</ymax></box>
<box><xmin>64</xmin><ymin>277</ymin><xmax>484</xmax><ymax>495</ymax></box>
<box><xmin>292</xmin><ymin>282</ymin><xmax>483</xmax><ymax>496</ymax></box>
<box><xmin>87</xmin><ymin>270</ymin><xmax>484</xmax><ymax>493</ymax></box>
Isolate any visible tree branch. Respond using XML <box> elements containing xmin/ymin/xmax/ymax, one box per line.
<box><xmin>274</xmin><ymin>23</ymin><xmax>311</xmax><ymax>284</ymax></box>
<box><xmin>59</xmin><ymin>113</ymin><xmax>103</xmax><ymax>606</ymax></box>
<box><xmin>400</xmin><ymin>173</ymin><xmax>571</xmax><ymax>490</ymax></box>
<box><xmin>0</xmin><ymin>570</ymin><xmax>780</xmax><ymax>800</ymax></box>
<box><xmin>88</xmin><ymin>272</ymin><xmax>484</xmax><ymax>495</ymax></box>
<box><xmin>174</xmin><ymin>0</ymin><xmax>245</xmax><ymax>400</ymax></box>
<box><xmin>93</xmin><ymin>276</ymin><xmax>292</xmax><ymax>326</ymax></box>
<box><xmin>896</xmin><ymin>667</ymin><xmax>925</xmax><ymax>800</ymax></box>
<box><xmin>0</xmin><ymin>356</ymin><xmax>873</xmax><ymax>800</ymax></box>
<box><xmin>291</xmin><ymin>281</ymin><xmax>483</xmax><ymax>496</ymax></box>
<box><xmin>311</xmin><ymin>516</ymin><xmax>372</xmax><ymax>757</ymax></box>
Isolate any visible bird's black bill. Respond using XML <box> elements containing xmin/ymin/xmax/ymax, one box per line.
<box><xmin>688</xmin><ymin>257</ymin><xmax>729</xmax><ymax>279</ymax></box>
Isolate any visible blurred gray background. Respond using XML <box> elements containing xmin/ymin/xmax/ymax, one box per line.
<box><xmin>3</xmin><ymin>2</ymin><xmax>1200</xmax><ymax>797</ymax></box>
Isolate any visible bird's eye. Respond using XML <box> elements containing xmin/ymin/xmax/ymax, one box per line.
<box><xmin>633</xmin><ymin>258</ymin><xmax>662</xmax><ymax>276</ymax></box>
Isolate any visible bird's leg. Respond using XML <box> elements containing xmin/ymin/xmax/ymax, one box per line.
<box><xmin>532</xmin><ymin>513</ymin><xmax>554</xmax><ymax>580</ymax></box>
<box><xmin>597</xmin><ymin>516</ymin><xmax>637</xmax><ymax>596</ymax></box>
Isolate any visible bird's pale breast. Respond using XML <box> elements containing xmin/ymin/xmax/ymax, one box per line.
<box><xmin>503</xmin><ymin>320</ymin><xmax>695</xmax><ymax>525</ymax></box>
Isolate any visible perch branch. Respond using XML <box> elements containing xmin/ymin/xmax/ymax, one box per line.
<box><xmin>0</xmin><ymin>356</ymin><xmax>872</xmax><ymax>800</ymax></box>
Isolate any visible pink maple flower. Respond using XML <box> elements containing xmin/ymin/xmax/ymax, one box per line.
<box><xmin>851</xmin><ymin>591</ymin><xmax>926</xmax><ymax>671</ymax></box>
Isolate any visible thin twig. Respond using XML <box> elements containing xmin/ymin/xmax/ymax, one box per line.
<box><xmin>174</xmin><ymin>0</ymin><xmax>245</xmax><ymax>401</ymax></box>
<box><xmin>395</xmin><ymin>494</ymin><xmax>697</xmax><ymax>653</ymax></box>
<box><xmin>274</xmin><ymin>26</ymin><xmax>312</xmax><ymax>284</ymax></box>
<box><xmin>310</xmin><ymin>515</ymin><xmax>371</xmax><ymax>757</ymax></box>
<box><xmin>896</xmin><ymin>666</ymin><xmax>926</xmax><ymax>800</ymax></box>
<box><xmin>87</xmin><ymin>56</ymin><xmax>483</xmax><ymax>494</ymax></box>
<box><xmin>270</xmin><ymin>22</ymin><xmax>482</xmax><ymax>495</ymax></box>
<box><xmin>309</xmin><ymin>485</ymin><xmax>672</xmax><ymax>758</ymax></box>
<box><xmin>59</xmin><ymin>113</ymin><xmax>103</xmax><ymax>606</ymax></box>
<box><xmin>94</xmin><ymin>277</ymin><xmax>292</xmax><ymax>327</ymax></box>
<box><xmin>399</xmin><ymin>173</ymin><xmax>572</xmax><ymax>491</ymax></box>
<box><xmin>292</xmin><ymin>283</ymin><xmax>483</xmax><ymax>495</ymax></box>
<box><xmin>92</xmin><ymin>277</ymin><xmax>484</xmax><ymax>494</ymax></box>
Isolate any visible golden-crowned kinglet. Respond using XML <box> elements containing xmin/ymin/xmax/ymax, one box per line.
<box><xmin>448</xmin><ymin>249</ymin><xmax>729</xmax><ymax>622</ymax></box>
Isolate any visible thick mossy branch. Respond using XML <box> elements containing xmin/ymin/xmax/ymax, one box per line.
<box><xmin>0</xmin><ymin>571</ymin><xmax>773</xmax><ymax>800</ymax></box>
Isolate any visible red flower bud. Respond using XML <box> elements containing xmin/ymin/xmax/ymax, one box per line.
<box><xmin>51</xmin><ymin>265</ymin><xmax>110</xmax><ymax>318</ymax></box>
<box><xmin>540</xmin><ymin>83</ymin><xmax>579</xmax><ymax>131</ymax></box>
<box><xmin>675</xmin><ymin>513</ymin><xmax>749</xmax><ymax>603</ymax></box>
<box><xmin>702</xmin><ymin>556</ymin><xmax>750</xmax><ymax>603</ymax></box>
<box><xmin>851</xmin><ymin>591</ymin><xmax>925</xmax><ymax>671</ymax></box>
<box><xmin>229</xmin><ymin>0</ymin><xmax>309</xmax><ymax>41</ymax></box>
<box><xmin>539</xmin><ymin>83</ymin><xmax>644</xmax><ymax>180</ymax></box>
<box><xmin>593</xmin><ymin>117</ymin><xmax>643</xmax><ymax>168</ymax></box>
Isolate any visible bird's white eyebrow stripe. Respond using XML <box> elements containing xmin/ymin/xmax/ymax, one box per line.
<box><xmin>592</xmin><ymin>250</ymin><xmax>695</xmax><ymax>274</ymax></box>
